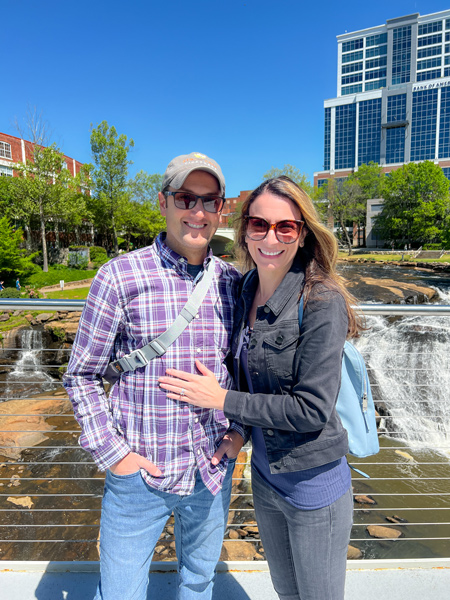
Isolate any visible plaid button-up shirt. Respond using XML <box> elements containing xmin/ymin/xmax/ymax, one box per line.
<box><xmin>64</xmin><ymin>234</ymin><xmax>243</xmax><ymax>496</ymax></box>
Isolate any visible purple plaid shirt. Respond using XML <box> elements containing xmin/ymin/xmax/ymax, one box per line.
<box><xmin>64</xmin><ymin>234</ymin><xmax>242</xmax><ymax>496</ymax></box>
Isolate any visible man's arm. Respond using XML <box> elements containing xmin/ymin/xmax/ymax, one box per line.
<box><xmin>63</xmin><ymin>265</ymin><xmax>133</xmax><ymax>470</ymax></box>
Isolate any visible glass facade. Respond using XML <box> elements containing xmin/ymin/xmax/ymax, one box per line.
<box><xmin>342</xmin><ymin>84</ymin><xmax>362</xmax><ymax>95</ymax></box>
<box><xmin>392</xmin><ymin>26</ymin><xmax>412</xmax><ymax>84</ymax></box>
<box><xmin>358</xmin><ymin>99</ymin><xmax>381</xmax><ymax>165</ymax></box>
<box><xmin>442</xmin><ymin>167</ymin><xmax>450</xmax><ymax>180</ymax></box>
<box><xmin>335</xmin><ymin>104</ymin><xmax>356</xmax><ymax>169</ymax></box>
<box><xmin>439</xmin><ymin>87</ymin><xmax>450</xmax><ymax>159</ymax></box>
<box><xmin>365</xmin><ymin>79</ymin><xmax>386</xmax><ymax>91</ymax></box>
<box><xmin>411</xmin><ymin>89</ymin><xmax>438</xmax><ymax>161</ymax></box>
<box><xmin>386</xmin><ymin>128</ymin><xmax>405</xmax><ymax>163</ymax></box>
<box><xmin>324</xmin><ymin>108</ymin><xmax>331</xmax><ymax>170</ymax></box>
<box><xmin>417</xmin><ymin>69</ymin><xmax>441</xmax><ymax>81</ymax></box>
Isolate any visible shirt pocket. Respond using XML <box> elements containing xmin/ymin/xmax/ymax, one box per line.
<box><xmin>263</xmin><ymin>327</ymin><xmax>299</xmax><ymax>391</ymax></box>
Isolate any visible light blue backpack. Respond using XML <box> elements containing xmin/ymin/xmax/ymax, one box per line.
<box><xmin>298</xmin><ymin>297</ymin><xmax>379</xmax><ymax>467</ymax></box>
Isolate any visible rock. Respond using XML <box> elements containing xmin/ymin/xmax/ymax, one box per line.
<box><xmin>242</xmin><ymin>526</ymin><xmax>259</xmax><ymax>535</ymax></box>
<box><xmin>386</xmin><ymin>515</ymin><xmax>408</xmax><ymax>524</ymax></box>
<box><xmin>24</xmin><ymin>314</ymin><xmax>34</xmax><ymax>323</ymax></box>
<box><xmin>220</xmin><ymin>541</ymin><xmax>258</xmax><ymax>561</ymax></box>
<box><xmin>344</xmin><ymin>275</ymin><xmax>438</xmax><ymax>304</ymax></box>
<box><xmin>228</xmin><ymin>529</ymin><xmax>240</xmax><ymax>539</ymax></box>
<box><xmin>354</xmin><ymin>494</ymin><xmax>377</xmax><ymax>505</ymax></box>
<box><xmin>367</xmin><ymin>525</ymin><xmax>402</xmax><ymax>539</ymax></box>
<box><xmin>12</xmin><ymin>310</ymin><xmax>23</xmax><ymax>317</ymax></box>
<box><xmin>0</xmin><ymin>398</ymin><xmax>73</xmax><ymax>459</ymax></box>
<box><xmin>347</xmin><ymin>545</ymin><xmax>363</xmax><ymax>559</ymax></box>
<box><xmin>45</xmin><ymin>321</ymin><xmax>80</xmax><ymax>343</ymax></box>
<box><xmin>7</xmin><ymin>496</ymin><xmax>34</xmax><ymax>509</ymax></box>
<box><xmin>35</xmin><ymin>313</ymin><xmax>54</xmax><ymax>323</ymax></box>
<box><xmin>0</xmin><ymin>314</ymin><xmax>10</xmax><ymax>322</ymax></box>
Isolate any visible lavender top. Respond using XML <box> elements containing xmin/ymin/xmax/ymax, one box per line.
<box><xmin>64</xmin><ymin>234</ymin><xmax>243</xmax><ymax>496</ymax></box>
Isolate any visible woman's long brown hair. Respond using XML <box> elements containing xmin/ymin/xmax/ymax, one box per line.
<box><xmin>234</xmin><ymin>176</ymin><xmax>364</xmax><ymax>338</ymax></box>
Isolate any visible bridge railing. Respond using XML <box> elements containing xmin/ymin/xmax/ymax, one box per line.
<box><xmin>0</xmin><ymin>300</ymin><xmax>449</xmax><ymax>563</ymax></box>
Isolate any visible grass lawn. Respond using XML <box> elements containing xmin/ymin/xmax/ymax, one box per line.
<box><xmin>338</xmin><ymin>252</ymin><xmax>450</xmax><ymax>263</ymax></box>
<box><xmin>44</xmin><ymin>287</ymin><xmax>91</xmax><ymax>300</ymax></box>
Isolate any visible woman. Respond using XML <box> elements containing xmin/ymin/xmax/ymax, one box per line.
<box><xmin>159</xmin><ymin>176</ymin><xmax>362</xmax><ymax>600</ymax></box>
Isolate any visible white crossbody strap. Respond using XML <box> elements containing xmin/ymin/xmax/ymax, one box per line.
<box><xmin>106</xmin><ymin>258</ymin><xmax>216</xmax><ymax>379</ymax></box>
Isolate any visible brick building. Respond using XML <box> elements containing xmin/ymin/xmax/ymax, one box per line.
<box><xmin>221</xmin><ymin>190</ymin><xmax>251</xmax><ymax>227</ymax></box>
<box><xmin>0</xmin><ymin>131</ymin><xmax>84</xmax><ymax>178</ymax></box>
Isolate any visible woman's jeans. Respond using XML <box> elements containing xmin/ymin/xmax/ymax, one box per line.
<box><xmin>252</xmin><ymin>466</ymin><xmax>353</xmax><ymax>600</ymax></box>
<box><xmin>94</xmin><ymin>462</ymin><xmax>235</xmax><ymax>600</ymax></box>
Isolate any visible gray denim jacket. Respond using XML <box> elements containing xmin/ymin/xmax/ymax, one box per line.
<box><xmin>224</xmin><ymin>257</ymin><xmax>349</xmax><ymax>474</ymax></box>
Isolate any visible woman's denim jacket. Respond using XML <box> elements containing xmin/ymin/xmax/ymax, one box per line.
<box><xmin>224</xmin><ymin>259</ymin><xmax>349</xmax><ymax>474</ymax></box>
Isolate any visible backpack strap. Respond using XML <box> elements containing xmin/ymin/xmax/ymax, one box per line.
<box><xmin>106</xmin><ymin>257</ymin><xmax>216</xmax><ymax>380</ymax></box>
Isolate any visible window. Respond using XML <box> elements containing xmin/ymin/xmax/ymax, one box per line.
<box><xmin>342</xmin><ymin>38</ymin><xmax>363</xmax><ymax>53</ymax></box>
<box><xmin>335</xmin><ymin>104</ymin><xmax>356</xmax><ymax>169</ymax></box>
<box><xmin>446</xmin><ymin>44</ymin><xmax>450</xmax><ymax>54</ymax></box>
<box><xmin>439</xmin><ymin>87</ymin><xmax>450</xmax><ymax>159</ymax></box>
<box><xmin>324</xmin><ymin>108</ymin><xmax>331</xmax><ymax>171</ymax></box>
<box><xmin>417</xmin><ymin>57</ymin><xmax>442</xmax><ymax>70</ymax></box>
<box><xmin>365</xmin><ymin>69</ymin><xmax>386</xmax><ymax>80</ymax></box>
<box><xmin>342</xmin><ymin>73</ymin><xmax>363</xmax><ymax>86</ymax></box>
<box><xmin>342</xmin><ymin>50</ymin><xmax>363</xmax><ymax>64</ymax></box>
<box><xmin>317</xmin><ymin>179</ymin><xmax>328</xmax><ymax>188</ymax></box>
<box><xmin>342</xmin><ymin>84</ymin><xmax>363</xmax><ymax>95</ymax></box>
<box><xmin>358</xmin><ymin>98</ymin><xmax>381</xmax><ymax>166</ymax></box>
<box><xmin>442</xmin><ymin>167</ymin><xmax>450</xmax><ymax>180</ymax></box>
<box><xmin>387</xmin><ymin>94</ymin><xmax>406</xmax><ymax>123</ymax></box>
<box><xmin>366</xmin><ymin>33</ymin><xmax>387</xmax><ymax>47</ymax></box>
<box><xmin>447</xmin><ymin>19</ymin><xmax>450</xmax><ymax>30</ymax></box>
<box><xmin>411</xmin><ymin>89</ymin><xmax>438</xmax><ymax>161</ymax></box>
<box><xmin>342</xmin><ymin>62</ymin><xmax>363</xmax><ymax>74</ymax></box>
<box><xmin>418</xmin><ymin>21</ymin><xmax>442</xmax><ymax>36</ymax></box>
<box><xmin>417</xmin><ymin>46</ymin><xmax>442</xmax><ymax>59</ymax></box>
<box><xmin>0</xmin><ymin>141</ymin><xmax>12</xmax><ymax>159</ymax></box>
<box><xmin>0</xmin><ymin>165</ymin><xmax>13</xmax><ymax>176</ymax></box>
<box><xmin>392</xmin><ymin>26</ymin><xmax>412</xmax><ymax>85</ymax></box>
<box><xmin>365</xmin><ymin>79</ymin><xmax>386</xmax><ymax>91</ymax></box>
<box><xmin>365</xmin><ymin>56</ymin><xmax>387</xmax><ymax>70</ymax></box>
<box><xmin>416</xmin><ymin>69</ymin><xmax>441</xmax><ymax>81</ymax></box>
<box><xmin>366</xmin><ymin>45</ymin><xmax>387</xmax><ymax>58</ymax></box>
<box><xmin>418</xmin><ymin>33</ymin><xmax>443</xmax><ymax>47</ymax></box>
<box><xmin>386</xmin><ymin>128</ymin><xmax>405</xmax><ymax>164</ymax></box>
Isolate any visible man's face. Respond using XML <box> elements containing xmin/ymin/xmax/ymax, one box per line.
<box><xmin>158</xmin><ymin>170</ymin><xmax>222</xmax><ymax>265</ymax></box>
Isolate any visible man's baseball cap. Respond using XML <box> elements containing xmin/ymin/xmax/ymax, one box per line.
<box><xmin>161</xmin><ymin>152</ymin><xmax>225</xmax><ymax>196</ymax></box>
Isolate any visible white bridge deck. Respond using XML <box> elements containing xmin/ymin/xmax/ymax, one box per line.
<box><xmin>2</xmin><ymin>559</ymin><xmax>450</xmax><ymax>600</ymax></box>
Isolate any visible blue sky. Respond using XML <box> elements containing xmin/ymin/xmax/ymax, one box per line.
<box><xmin>3</xmin><ymin>0</ymin><xmax>450</xmax><ymax>196</ymax></box>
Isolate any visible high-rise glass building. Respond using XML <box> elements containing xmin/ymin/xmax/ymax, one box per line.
<box><xmin>314</xmin><ymin>10</ymin><xmax>450</xmax><ymax>187</ymax></box>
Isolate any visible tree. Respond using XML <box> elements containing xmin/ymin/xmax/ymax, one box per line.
<box><xmin>263</xmin><ymin>165</ymin><xmax>313</xmax><ymax>195</ymax></box>
<box><xmin>126</xmin><ymin>170</ymin><xmax>166</xmax><ymax>246</ymax></box>
<box><xmin>90</xmin><ymin>121</ymin><xmax>134</xmax><ymax>255</ymax></box>
<box><xmin>10</xmin><ymin>144</ymin><xmax>72</xmax><ymax>271</ymax></box>
<box><xmin>346</xmin><ymin>162</ymin><xmax>385</xmax><ymax>246</ymax></box>
<box><xmin>375</xmin><ymin>161</ymin><xmax>450</xmax><ymax>247</ymax></box>
<box><xmin>0</xmin><ymin>216</ymin><xmax>38</xmax><ymax>281</ymax></box>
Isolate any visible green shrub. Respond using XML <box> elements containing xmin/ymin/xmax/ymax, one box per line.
<box><xmin>24</xmin><ymin>267</ymin><xmax>97</xmax><ymax>288</ymax></box>
<box><xmin>423</xmin><ymin>244</ymin><xmax>442</xmax><ymax>250</ymax></box>
<box><xmin>89</xmin><ymin>246</ymin><xmax>109</xmax><ymax>268</ymax></box>
<box><xmin>0</xmin><ymin>287</ymin><xmax>21</xmax><ymax>298</ymax></box>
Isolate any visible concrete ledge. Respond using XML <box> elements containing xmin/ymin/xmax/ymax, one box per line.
<box><xmin>1</xmin><ymin>558</ymin><xmax>449</xmax><ymax>573</ymax></box>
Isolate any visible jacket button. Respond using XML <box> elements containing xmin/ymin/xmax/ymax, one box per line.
<box><xmin>254</xmin><ymin>371</ymin><xmax>259</xmax><ymax>376</ymax></box>
<box><xmin>267</xmin><ymin>429</ymin><xmax>274</xmax><ymax>436</ymax></box>
<box><xmin>263</xmin><ymin>306</ymin><xmax>270</xmax><ymax>313</ymax></box>
<box><xmin>276</xmin><ymin>335</ymin><xmax>284</xmax><ymax>344</ymax></box>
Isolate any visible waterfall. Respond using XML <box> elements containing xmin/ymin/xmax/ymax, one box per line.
<box><xmin>356</xmin><ymin>293</ymin><xmax>450</xmax><ymax>456</ymax></box>
<box><xmin>5</xmin><ymin>328</ymin><xmax>58</xmax><ymax>399</ymax></box>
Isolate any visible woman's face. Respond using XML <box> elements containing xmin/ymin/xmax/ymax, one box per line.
<box><xmin>245</xmin><ymin>192</ymin><xmax>307</xmax><ymax>277</ymax></box>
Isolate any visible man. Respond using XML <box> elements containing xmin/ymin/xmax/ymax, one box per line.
<box><xmin>64</xmin><ymin>152</ymin><xmax>244</xmax><ymax>600</ymax></box>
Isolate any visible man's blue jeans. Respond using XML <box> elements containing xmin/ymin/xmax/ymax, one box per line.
<box><xmin>252</xmin><ymin>466</ymin><xmax>353</xmax><ymax>600</ymax></box>
<box><xmin>94</xmin><ymin>462</ymin><xmax>235</xmax><ymax>600</ymax></box>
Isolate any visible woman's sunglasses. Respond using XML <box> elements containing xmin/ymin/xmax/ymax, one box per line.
<box><xmin>244</xmin><ymin>216</ymin><xmax>304</xmax><ymax>244</ymax></box>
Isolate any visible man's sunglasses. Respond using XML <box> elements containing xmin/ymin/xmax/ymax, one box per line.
<box><xmin>163</xmin><ymin>191</ymin><xmax>224</xmax><ymax>214</ymax></box>
<box><xmin>244</xmin><ymin>216</ymin><xmax>304</xmax><ymax>244</ymax></box>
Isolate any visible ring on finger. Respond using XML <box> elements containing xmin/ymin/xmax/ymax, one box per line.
<box><xmin>179</xmin><ymin>388</ymin><xmax>185</xmax><ymax>397</ymax></box>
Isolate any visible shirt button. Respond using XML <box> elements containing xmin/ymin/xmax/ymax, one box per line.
<box><xmin>194</xmin><ymin>417</ymin><xmax>199</xmax><ymax>423</ymax></box>
<box><xmin>197</xmin><ymin>449</ymin><xmax>201</xmax><ymax>455</ymax></box>
<box><xmin>267</xmin><ymin>429</ymin><xmax>274</xmax><ymax>436</ymax></box>
<box><xmin>195</xmin><ymin>314</ymin><xmax>200</xmax><ymax>319</ymax></box>
<box><xmin>196</xmin><ymin>348</ymin><xmax>201</xmax><ymax>353</ymax></box>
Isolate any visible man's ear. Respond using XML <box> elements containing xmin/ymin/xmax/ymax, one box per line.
<box><xmin>158</xmin><ymin>192</ymin><xmax>167</xmax><ymax>216</ymax></box>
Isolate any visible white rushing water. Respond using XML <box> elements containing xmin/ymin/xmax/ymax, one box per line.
<box><xmin>5</xmin><ymin>329</ymin><xmax>57</xmax><ymax>399</ymax></box>
<box><xmin>356</xmin><ymin>291</ymin><xmax>450</xmax><ymax>456</ymax></box>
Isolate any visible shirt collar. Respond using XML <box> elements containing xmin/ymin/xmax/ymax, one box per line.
<box><xmin>155</xmin><ymin>232</ymin><xmax>214</xmax><ymax>271</ymax></box>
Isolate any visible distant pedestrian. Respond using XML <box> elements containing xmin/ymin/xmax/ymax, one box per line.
<box><xmin>0</xmin><ymin>281</ymin><xmax>4</xmax><ymax>291</ymax></box>
<box><xmin>15</xmin><ymin>278</ymin><xmax>21</xmax><ymax>291</ymax></box>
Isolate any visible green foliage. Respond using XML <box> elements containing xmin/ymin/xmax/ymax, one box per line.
<box><xmin>263</xmin><ymin>165</ymin><xmax>313</xmax><ymax>195</ymax></box>
<box><xmin>0</xmin><ymin>288</ymin><xmax>21</xmax><ymax>298</ymax></box>
<box><xmin>375</xmin><ymin>162</ymin><xmax>450</xmax><ymax>247</ymax></box>
<box><xmin>128</xmin><ymin>171</ymin><xmax>163</xmax><ymax>208</ymax></box>
<box><xmin>0</xmin><ymin>216</ymin><xmax>39</xmax><ymax>279</ymax></box>
<box><xmin>89</xmin><ymin>245</ymin><xmax>109</xmax><ymax>267</ymax></box>
<box><xmin>89</xmin><ymin>121</ymin><xmax>134</xmax><ymax>255</ymax></box>
<box><xmin>24</xmin><ymin>267</ymin><xmax>97</xmax><ymax>288</ymax></box>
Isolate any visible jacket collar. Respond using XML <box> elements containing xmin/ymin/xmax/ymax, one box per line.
<box><xmin>242</xmin><ymin>255</ymin><xmax>305</xmax><ymax>317</ymax></box>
